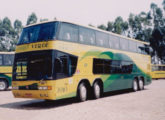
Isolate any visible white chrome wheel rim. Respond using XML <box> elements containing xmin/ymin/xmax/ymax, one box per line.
<box><xmin>134</xmin><ymin>80</ymin><xmax>138</xmax><ymax>91</ymax></box>
<box><xmin>94</xmin><ymin>83</ymin><xmax>100</xmax><ymax>98</ymax></box>
<box><xmin>80</xmin><ymin>84</ymin><xmax>87</xmax><ymax>101</ymax></box>
<box><xmin>0</xmin><ymin>81</ymin><xmax>6</xmax><ymax>90</ymax></box>
<box><xmin>139</xmin><ymin>80</ymin><xmax>144</xmax><ymax>90</ymax></box>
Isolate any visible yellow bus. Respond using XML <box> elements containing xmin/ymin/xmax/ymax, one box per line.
<box><xmin>0</xmin><ymin>52</ymin><xmax>14</xmax><ymax>90</ymax></box>
<box><xmin>151</xmin><ymin>64</ymin><xmax>165</xmax><ymax>79</ymax></box>
<box><xmin>12</xmin><ymin>21</ymin><xmax>151</xmax><ymax>101</ymax></box>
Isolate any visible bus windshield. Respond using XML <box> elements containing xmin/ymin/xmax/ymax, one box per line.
<box><xmin>18</xmin><ymin>22</ymin><xmax>59</xmax><ymax>45</ymax></box>
<box><xmin>13</xmin><ymin>51</ymin><xmax>53</xmax><ymax>81</ymax></box>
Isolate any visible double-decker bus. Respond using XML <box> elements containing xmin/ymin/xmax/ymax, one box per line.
<box><xmin>0</xmin><ymin>52</ymin><xmax>14</xmax><ymax>90</ymax></box>
<box><xmin>151</xmin><ymin>64</ymin><xmax>165</xmax><ymax>79</ymax></box>
<box><xmin>12</xmin><ymin>21</ymin><xmax>151</xmax><ymax>101</ymax></box>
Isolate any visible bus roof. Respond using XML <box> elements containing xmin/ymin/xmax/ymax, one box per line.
<box><xmin>25</xmin><ymin>20</ymin><xmax>149</xmax><ymax>45</ymax></box>
<box><xmin>152</xmin><ymin>64</ymin><xmax>165</xmax><ymax>66</ymax></box>
<box><xmin>0</xmin><ymin>52</ymin><xmax>15</xmax><ymax>54</ymax></box>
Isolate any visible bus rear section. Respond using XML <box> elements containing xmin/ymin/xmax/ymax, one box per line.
<box><xmin>151</xmin><ymin>65</ymin><xmax>165</xmax><ymax>79</ymax></box>
<box><xmin>0</xmin><ymin>52</ymin><xmax>14</xmax><ymax>91</ymax></box>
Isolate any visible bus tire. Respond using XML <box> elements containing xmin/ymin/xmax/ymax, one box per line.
<box><xmin>0</xmin><ymin>79</ymin><xmax>8</xmax><ymax>91</ymax></box>
<box><xmin>138</xmin><ymin>78</ymin><xmax>144</xmax><ymax>90</ymax></box>
<box><xmin>93</xmin><ymin>81</ymin><xmax>101</xmax><ymax>99</ymax></box>
<box><xmin>77</xmin><ymin>82</ymin><xmax>87</xmax><ymax>102</ymax></box>
<box><xmin>132</xmin><ymin>79</ymin><xmax>138</xmax><ymax>92</ymax></box>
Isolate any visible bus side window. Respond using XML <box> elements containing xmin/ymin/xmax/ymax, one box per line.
<box><xmin>112</xmin><ymin>36</ymin><xmax>120</xmax><ymax>49</ymax></box>
<box><xmin>0</xmin><ymin>55</ymin><xmax>2</xmax><ymax>65</ymax></box>
<box><xmin>96</xmin><ymin>31</ymin><xmax>109</xmax><ymax>47</ymax></box>
<box><xmin>58</xmin><ymin>23</ymin><xmax>78</xmax><ymax>42</ymax></box>
<box><xmin>129</xmin><ymin>40</ymin><xmax>137</xmax><ymax>52</ymax></box>
<box><xmin>54</xmin><ymin>58</ymin><xmax>62</xmax><ymax>73</ymax></box>
<box><xmin>4</xmin><ymin>54</ymin><xmax>14</xmax><ymax>66</ymax></box>
<box><xmin>54</xmin><ymin>52</ymin><xmax>78</xmax><ymax>79</ymax></box>
<box><xmin>109</xmin><ymin>35</ymin><xmax>114</xmax><ymax>48</ymax></box>
<box><xmin>120</xmin><ymin>38</ymin><xmax>128</xmax><ymax>51</ymax></box>
<box><xmin>79</xmin><ymin>27</ymin><xmax>96</xmax><ymax>45</ymax></box>
<box><xmin>68</xmin><ymin>56</ymin><xmax>78</xmax><ymax>76</ymax></box>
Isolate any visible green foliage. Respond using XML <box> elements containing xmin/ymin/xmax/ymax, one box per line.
<box><xmin>113</xmin><ymin>16</ymin><xmax>128</xmax><ymax>35</ymax></box>
<box><xmin>0</xmin><ymin>2</ymin><xmax>165</xmax><ymax>62</ymax></box>
<box><xmin>26</xmin><ymin>12</ymin><xmax>37</xmax><ymax>25</ymax></box>
<box><xmin>106</xmin><ymin>21</ymin><xmax>113</xmax><ymax>32</ymax></box>
<box><xmin>163</xmin><ymin>0</ymin><xmax>165</xmax><ymax>10</ymax></box>
<box><xmin>98</xmin><ymin>24</ymin><xmax>107</xmax><ymax>30</ymax></box>
<box><xmin>96</xmin><ymin>1</ymin><xmax>165</xmax><ymax>62</ymax></box>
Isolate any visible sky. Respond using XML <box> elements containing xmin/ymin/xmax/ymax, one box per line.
<box><xmin>0</xmin><ymin>0</ymin><xmax>163</xmax><ymax>26</ymax></box>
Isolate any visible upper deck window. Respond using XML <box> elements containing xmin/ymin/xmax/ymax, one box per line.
<box><xmin>79</xmin><ymin>27</ymin><xmax>95</xmax><ymax>45</ymax></box>
<box><xmin>96</xmin><ymin>31</ymin><xmax>109</xmax><ymax>47</ymax></box>
<box><xmin>58</xmin><ymin>23</ymin><xmax>78</xmax><ymax>42</ymax></box>
<box><xmin>109</xmin><ymin>35</ymin><xmax>120</xmax><ymax>49</ymax></box>
<box><xmin>18</xmin><ymin>22</ymin><xmax>58</xmax><ymax>45</ymax></box>
<box><xmin>0</xmin><ymin>55</ymin><xmax>2</xmax><ymax>65</ymax></box>
<box><xmin>4</xmin><ymin>54</ymin><xmax>14</xmax><ymax>66</ymax></box>
<box><xmin>120</xmin><ymin>38</ymin><xmax>128</xmax><ymax>51</ymax></box>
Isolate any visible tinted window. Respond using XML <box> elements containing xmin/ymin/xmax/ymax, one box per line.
<box><xmin>109</xmin><ymin>35</ymin><xmax>120</xmax><ymax>49</ymax></box>
<box><xmin>129</xmin><ymin>40</ymin><xmax>137</xmax><ymax>52</ymax></box>
<box><xmin>93</xmin><ymin>58</ymin><xmax>133</xmax><ymax>74</ymax></box>
<box><xmin>120</xmin><ymin>38</ymin><xmax>128</xmax><ymax>51</ymax></box>
<box><xmin>58</xmin><ymin>23</ymin><xmax>78</xmax><ymax>42</ymax></box>
<box><xmin>4</xmin><ymin>54</ymin><xmax>14</xmax><ymax>66</ymax></box>
<box><xmin>137</xmin><ymin>43</ymin><xmax>150</xmax><ymax>55</ymax></box>
<box><xmin>0</xmin><ymin>55</ymin><xmax>2</xmax><ymax>65</ymax></box>
<box><xmin>121</xmin><ymin>61</ymin><xmax>133</xmax><ymax>73</ymax></box>
<box><xmin>96</xmin><ymin>31</ymin><xmax>109</xmax><ymax>47</ymax></box>
<box><xmin>18</xmin><ymin>22</ymin><xmax>58</xmax><ymax>44</ymax></box>
<box><xmin>93</xmin><ymin>59</ymin><xmax>104</xmax><ymax>74</ymax></box>
<box><xmin>79</xmin><ymin>27</ymin><xmax>95</xmax><ymax>45</ymax></box>
<box><xmin>13</xmin><ymin>51</ymin><xmax>53</xmax><ymax>81</ymax></box>
<box><xmin>54</xmin><ymin>51</ymin><xmax>78</xmax><ymax>79</ymax></box>
<box><xmin>110</xmin><ymin>60</ymin><xmax>121</xmax><ymax>73</ymax></box>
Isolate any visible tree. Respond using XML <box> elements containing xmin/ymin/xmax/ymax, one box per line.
<box><xmin>150</xmin><ymin>28</ymin><xmax>165</xmax><ymax>61</ymax></box>
<box><xmin>88</xmin><ymin>24</ymin><xmax>95</xmax><ymax>27</ymax></box>
<box><xmin>163</xmin><ymin>0</ymin><xmax>165</xmax><ymax>10</ymax></box>
<box><xmin>150</xmin><ymin>3</ymin><xmax>164</xmax><ymax>28</ymax></box>
<box><xmin>106</xmin><ymin>21</ymin><xmax>113</xmax><ymax>32</ymax></box>
<box><xmin>97</xmin><ymin>24</ymin><xmax>107</xmax><ymax>30</ymax></box>
<box><xmin>26</xmin><ymin>12</ymin><xmax>37</xmax><ymax>25</ymax></box>
<box><xmin>113</xmin><ymin>16</ymin><xmax>128</xmax><ymax>35</ymax></box>
<box><xmin>128</xmin><ymin>14</ymin><xmax>142</xmax><ymax>39</ymax></box>
<box><xmin>14</xmin><ymin>19</ymin><xmax>22</xmax><ymax>33</ymax></box>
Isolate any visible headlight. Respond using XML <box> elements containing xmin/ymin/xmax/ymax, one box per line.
<box><xmin>38</xmin><ymin>86</ymin><xmax>52</xmax><ymax>90</ymax></box>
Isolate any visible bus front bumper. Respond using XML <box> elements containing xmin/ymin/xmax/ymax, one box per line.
<box><xmin>12</xmin><ymin>90</ymin><xmax>56</xmax><ymax>100</ymax></box>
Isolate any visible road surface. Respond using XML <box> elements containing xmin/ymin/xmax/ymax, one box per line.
<box><xmin>0</xmin><ymin>80</ymin><xmax>165</xmax><ymax>120</ymax></box>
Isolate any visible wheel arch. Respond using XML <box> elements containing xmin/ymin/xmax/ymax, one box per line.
<box><xmin>92</xmin><ymin>78</ymin><xmax>103</xmax><ymax>93</ymax></box>
<box><xmin>76</xmin><ymin>79</ymin><xmax>91</xmax><ymax>97</ymax></box>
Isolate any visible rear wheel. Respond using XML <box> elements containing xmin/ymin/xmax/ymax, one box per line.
<box><xmin>77</xmin><ymin>83</ymin><xmax>87</xmax><ymax>102</ymax></box>
<box><xmin>138</xmin><ymin>79</ymin><xmax>144</xmax><ymax>90</ymax></box>
<box><xmin>93</xmin><ymin>81</ymin><xmax>101</xmax><ymax>99</ymax></box>
<box><xmin>132</xmin><ymin>79</ymin><xmax>138</xmax><ymax>92</ymax></box>
<box><xmin>0</xmin><ymin>80</ymin><xmax>8</xmax><ymax>91</ymax></box>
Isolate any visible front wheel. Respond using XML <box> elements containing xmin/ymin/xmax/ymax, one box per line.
<box><xmin>132</xmin><ymin>79</ymin><xmax>138</xmax><ymax>92</ymax></box>
<box><xmin>77</xmin><ymin>83</ymin><xmax>87</xmax><ymax>102</ymax></box>
<box><xmin>0</xmin><ymin>80</ymin><xmax>8</xmax><ymax>91</ymax></box>
<box><xmin>93</xmin><ymin>81</ymin><xmax>101</xmax><ymax>99</ymax></box>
